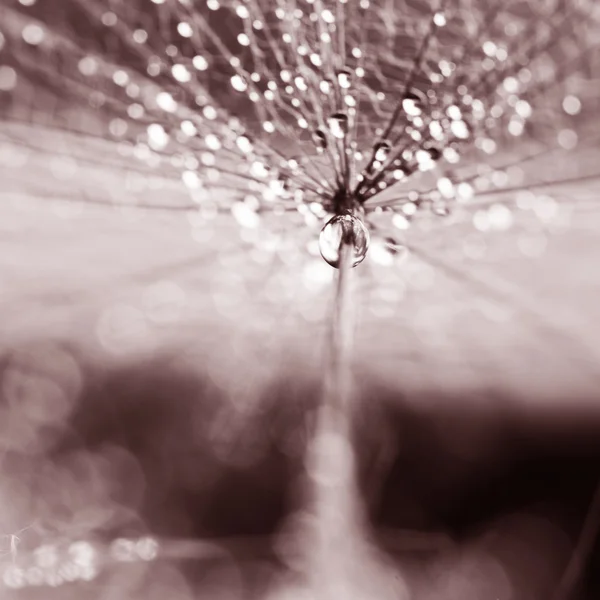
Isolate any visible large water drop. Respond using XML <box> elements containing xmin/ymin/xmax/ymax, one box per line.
<box><xmin>319</xmin><ymin>214</ymin><xmax>370</xmax><ymax>268</ymax></box>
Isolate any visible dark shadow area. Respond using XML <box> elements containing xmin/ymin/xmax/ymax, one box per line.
<box><xmin>357</xmin><ymin>381</ymin><xmax>600</xmax><ymax>599</ymax></box>
<box><xmin>60</xmin><ymin>356</ymin><xmax>319</xmax><ymax>541</ymax></box>
<box><xmin>0</xmin><ymin>342</ymin><xmax>320</xmax><ymax>545</ymax></box>
<box><xmin>2</xmin><ymin>345</ymin><xmax>600</xmax><ymax>598</ymax></box>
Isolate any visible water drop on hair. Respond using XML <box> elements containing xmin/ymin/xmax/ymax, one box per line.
<box><xmin>319</xmin><ymin>214</ymin><xmax>370</xmax><ymax>268</ymax></box>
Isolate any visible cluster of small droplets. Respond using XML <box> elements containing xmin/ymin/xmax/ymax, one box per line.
<box><xmin>1</xmin><ymin>536</ymin><xmax>159</xmax><ymax>591</ymax></box>
<box><xmin>0</xmin><ymin>0</ymin><xmax>598</xmax><ymax>269</ymax></box>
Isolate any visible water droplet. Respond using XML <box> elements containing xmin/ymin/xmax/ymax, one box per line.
<box><xmin>415</xmin><ymin>149</ymin><xmax>435</xmax><ymax>171</ymax></box>
<box><xmin>156</xmin><ymin>91</ymin><xmax>177</xmax><ymax>112</ymax></box>
<box><xmin>437</xmin><ymin>177</ymin><xmax>454</xmax><ymax>198</ymax></box>
<box><xmin>231</xmin><ymin>74</ymin><xmax>248</xmax><ymax>92</ymax></box>
<box><xmin>313</xmin><ymin>128</ymin><xmax>328</xmax><ymax>152</ymax></box>
<box><xmin>319</xmin><ymin>214</ymin><xmax>369</xmax><ymax>268</ymax></box>
<box><xmin>236</xmin><ymin>135</ymin><xmax>253</xmax><ymax>153</ymax></box>
<box><xmin>147</xmin><ymin>123</ymin><xmax>169</xmax><ymax>150</ymax></box>
<box><xmin>451</xmin><ymin>119</ymin><xmax>470</xmax><ymax>139</ymax></box>
<box><xmin>172</xmin><ymin>63</ymin><xmax>191</xmax><ymax>83</ymax></box>
<box><xmin>177</xmin><ymin>21</ymin><xmax>193</xmax><ymax>37</ymax></box>
<box><xmin>374</xmin><ymin>140</ymin><xmax>391</xmax><ymax>162</ymax></box>
<box><xmin>336</xmin><ymin>67</ymin><xmax>352</xmax><ymax>89</ymax></box>
<box><xmin>328</xmin><ymin>112</ymin><xmax>349</xmax><ymax>139</ymax></box>
<box><xmin>402</xmin><ymin>89</ymin><xmax>426</xmax><ymax>116</ymax></box>
<box><xmin>193</xmin><ymin>54</ymin><xmax>208</xmax><ymax>70</ymax></box>
<box><xmin>446</xmin><ymin>104</ymin><xmax>462</xmax><ymax>120</ymax></box>
<box><xmin>433</xmin><ymin>11</ymin><xmax>447</xmax><ymax>26</ymax></box>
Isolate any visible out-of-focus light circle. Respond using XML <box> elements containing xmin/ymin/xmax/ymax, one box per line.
<box><xmin>147</xmin><ymin>123</ymin><xmax>169</xmax><ymax>150</ymax></box>
<box><xmin>0</xmin><ymin>66</ymin><xmax>17</xmax><ymax>91</ymax></box>
<box><xmin>231</xmin><ymin>74</ymin><xmax>248</xmax><ymax>92</ymax></box>
<box><xmin>557</xmin><ymin>128</ymin><xmax>578</xmax><ymax>150</ymax></box>
<box><xmin>177</xmin><ymin>22</ymin><xmax>193</xmax><ymax>37</ymax></box>
<box><xmin>562</xmin><ymin>95</ymin><xmax>582</xmax><ymax>115</ymax></box>
<box><xmin>156</xmin><ymin>92</ymin><xmax>177</xmax><ymax>112</ymax></box>
<box><xmin>78</xmin><ymin>56</ymin><xmax>98</xmax><ymax>76</ymax></box>
<box><xmin>172</xmin><ymin>64</ymin><xmax>191</xmax><ymax>82</ymax></box>
<box><xmin>193</xmin><ymin>55</ymin><xmax>208</xmax><ymax>71</ymax></box>
<box><xmin>22</xmin><ymin>23</ymin><xmax>45</xmax><ymax>45</ymax></box>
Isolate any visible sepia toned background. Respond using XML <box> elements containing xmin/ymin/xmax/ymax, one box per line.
<box><xmin>1</xmin><ymin>0</ymin><xmax>600</xmax><ymax>598</ymax></box>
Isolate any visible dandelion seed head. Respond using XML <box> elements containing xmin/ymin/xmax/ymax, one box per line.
<box><xmin>0</xmin><ymin>0</ymin><xmax>596</xmax><ymax>275</ymax></box>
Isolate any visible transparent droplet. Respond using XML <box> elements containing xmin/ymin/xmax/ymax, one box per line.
<box><xmin>402</xmin><ymin>89</ymin><xmax>425</xmax><ymax>116</ymax></box>
<box><xmin>446</xmin><ymin>104</ymin><xmax>462</xmax><ymax>120</ymax></box>
<box><xmin>313</xmin><ymin>129</ymin><xmax>328</xmax><ymax>153</ymax></box>
<box><xmin>437</xmin><ymin>177</ymin><xmax>454</xmax><ymax>198</ymax></box>
<box><xmin>231</xmin><ymin>74</ymin><xmax>248</xmax><ymax>92</ymax></box>
<box><xmin>236</xmin><ymin>135</ymin><xmax>253</xmax><ymax>153</ymax></box>
<box><xmin>319</xmin><ymin>214</ymin><xmax>369</xmax><ymax>268</ymax></box>
<box><xmin>427</xmin><ymin>146</ymin><xmax>442</xmax><ymax>161</ymax></box>
<box><xmin>172</xmin><ymin>63</ymin><xmax>191</xmax><ymax>83</ymax></box>
<box><xmin>156</xmin><ymin>92</ymin><xmax>177</xmax><ymax>112</ymax></box>
<box><xmin>374</xmin><ymin>140</ymin><xmax>391</xmax><ymax>162</ymax></box>
<box><xmin>415</xmin><ymin>149</ymin><xmax>434</xmax><ymax>171</ymax></box>
<box><xmin>336</xmin><ymin>67</ymin><xmax>352</xmax><ymax>89</ymax></box>
<box><xmin>328</xmin><ymin>112</ymin><xmax>349</xmax><ymax>139</ymax></box>
<box><xmin>273</xmin><ymin>174</ymin><xmax>291</xmax><ymax>194</ymax></box>
<box><xmin>147</xmin><ymin>123</ymin><xmax>169</xmax><ymax>150</ymax></box>
<box><xmin>193</xmin><ymin>55</ymin><xmax>208</xmax><ymax>70</ymax></box>
<box><xmin>433</xmin><ymin>11</ymin><xmax>447</xmax><ymax>26</ymax></box>
<box><xmin>451</xmin><ymin>119</ymin><xmax>470</xmax><ymax>139</ymax></box>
